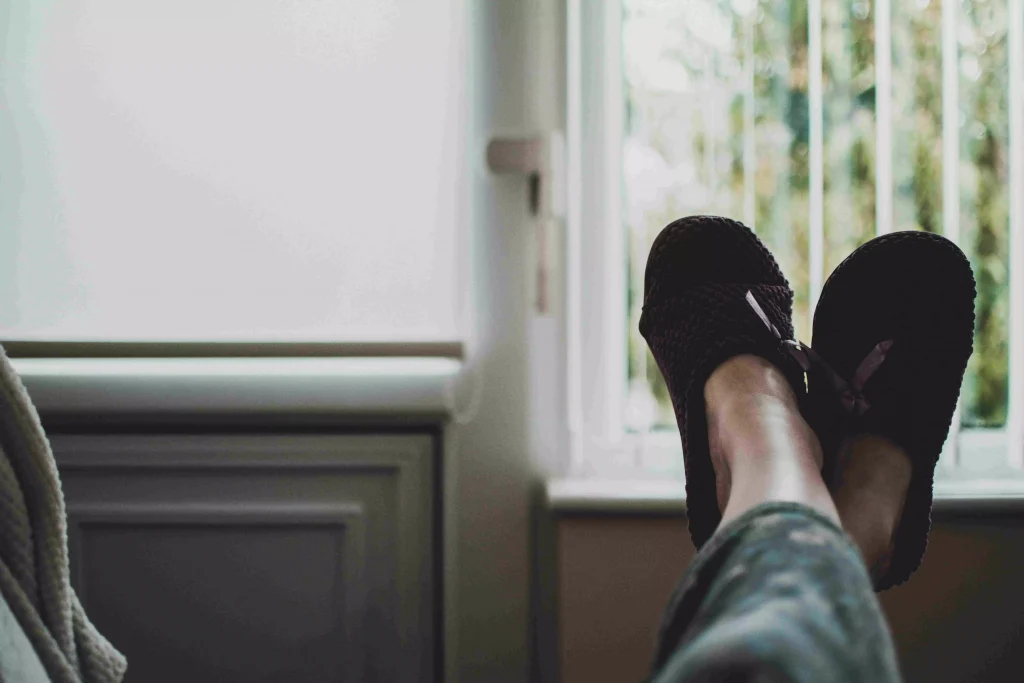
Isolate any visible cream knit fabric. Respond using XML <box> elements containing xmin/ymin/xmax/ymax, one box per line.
<box><xmin>0</xmin><ymin>345</ymin><xmax>126</xmax><ymax>683</ymax></box>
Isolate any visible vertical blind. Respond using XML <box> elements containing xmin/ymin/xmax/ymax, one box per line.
<box><xmin>0</xmin><ymin>0</ymin><xmax>465</xmax><ymax>344</ymax></box>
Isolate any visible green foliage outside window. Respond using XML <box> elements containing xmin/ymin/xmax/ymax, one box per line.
<box><xmin>623</xmin><ymin>0</ymin><xmax>1010</xmax><ymax>432</ymax></box>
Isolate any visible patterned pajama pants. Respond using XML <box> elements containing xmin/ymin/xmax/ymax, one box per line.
<box><xmin>649</xmin><ymin>502</ymin><xmax>903</xmax><ymax>683</ymax></box>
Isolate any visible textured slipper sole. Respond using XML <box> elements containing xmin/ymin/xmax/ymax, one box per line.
<box><xmin>640</xmin><ymin>215</ymin><xmax>807</xmax><ymax>550</ymax></box>
<box><xmin>810</xmin><ymin>231</ymin><xmax>975</xmax><ymax>590</ymax></box>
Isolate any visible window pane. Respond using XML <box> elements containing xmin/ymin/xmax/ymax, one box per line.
<box><xmin>958</xmin><ymin>0</ymin><xmax>1010</xmax><ymax>427</ymax></box>
<box><xmin>623</xmin><ymin>0</ymin><xmax>748</xmax><ymax>428</ymax></box>
<box><xmin>622</xmin><ymin>0</ymin><xmax>1011</xmax><ymax>435</ymax></box>
<box><xmin>892</xmin><ymin>0</ymin><xmax>943</xmax><ymax>234</ymax></box>
<box><xmin>0</xmin><ymin>0</ymin><xmax>464</xmax><ymax>343</ymax></box>
<box><xmin>753</xmin><ymin>0</ymin><xmax>811</xmax><ymax>343</ymax></box>
<box><xmin>822</xmin><ymin>0</ymin><xmax>876</xmax><ymax>275</ymax></box>
<box><xmin>623</xmin><ymin>0</ymin><xmax>809</xmax><ymax>429</ymax></box>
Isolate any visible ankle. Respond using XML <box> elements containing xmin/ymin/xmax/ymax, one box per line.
<box><xmin>705</xmin><ymin>355</ymin><xmax>819</xmax><ymax>473</ymax></box>
<box><xmin>703</xmin><ymin>355</ymin><xmax>835</xmax><ymax>526</ymax></box>
<box><xmin>832</xmin><ymin>434</ymin><xmax>912</xmax><ymax>573</ymax></box>
<box><xmin>704</xmin><ymin>352</ymin><xmax>798</xmax><ymax>438</ymax></box>
<box><xmin>705</xmin><ymin>355</ymin><xmax>795</xmax><ymax>510</ymax></box>
<box><xmin>705</xmin><ymin>355</ymin><xmax>799</xmax><ymax>417</ymax></box>
<box><xmin>839</xmin><ymin>494</ymin><xmax>900</xmax><ymax>567</ymax></box>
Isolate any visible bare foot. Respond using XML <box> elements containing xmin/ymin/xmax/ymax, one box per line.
<box><xmin>704</xmin><ymin>354</ymin><xmax>838</xmax><ymax>529</ymax></box>
<box><xmin>830</xmin><ymin>434</ymin><xmax>912</xmax><ymax>578</ymax></box>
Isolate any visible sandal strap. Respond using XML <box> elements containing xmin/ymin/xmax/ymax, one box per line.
<box><xmin>745</xmin><ymin>290</ymin><xmax>893</xmax><ymax>416</ymax></box>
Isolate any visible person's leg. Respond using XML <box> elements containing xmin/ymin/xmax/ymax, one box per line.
<box><xmin>705</xmin><ymin>354</ymin><xmax>838</xmax><ymax>530</ymax></box>
<box><xmin>830</xmin><ymin>435</ymin><xmax>912</xmax><ymax>581</ymax></box>
<box><xmin>707</xmin><ymin>356</ymin><xmax>912</xmax><ymax>576</ymax></box>
<box><xmin>649</xmin><ymin>355</ymin><xmax>902</xmax><ymax>683</ymax></box>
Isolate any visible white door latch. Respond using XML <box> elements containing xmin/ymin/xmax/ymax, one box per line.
<box><xmin>485</xmin><ymin>133</ymin><xmax>566</xmax><ymax>314</ymax></box>
<box><xmin>485</xmin><ymin>132</ymin><xmax>565</xmax><ymax>219</ymax></box>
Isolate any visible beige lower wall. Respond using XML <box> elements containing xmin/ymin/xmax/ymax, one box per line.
<box><xmin>557</xmin><ymin>513</ymin><xmax>1024</xmax><ymax>683</ymax></box>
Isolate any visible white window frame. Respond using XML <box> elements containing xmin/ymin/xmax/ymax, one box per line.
<box><xmin>566</xmin><ymin>0</ymin><xmax>1024</xmax><ymax>498</ymax></box>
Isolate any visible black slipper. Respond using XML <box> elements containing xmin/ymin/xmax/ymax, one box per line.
<box><xmin>808</xmin><ymin>230</ymin><xmax>976</xmax><ymax>590</ymax></box>
<box><xmin>640</xmin><ymin>216</ymin><xmax>811</xmax><ymax>550</ymax></box>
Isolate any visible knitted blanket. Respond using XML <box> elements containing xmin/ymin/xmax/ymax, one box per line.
<box><xmin>0</xmin><ymin>345</ymin><xmax>126</xmax><ymax>683</ymax></box>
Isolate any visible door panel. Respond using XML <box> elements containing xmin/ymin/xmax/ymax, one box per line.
<box><xmin>52</xmin><ymin>433</ymin><xmax>435</xmax><ymax>683</ymax></box>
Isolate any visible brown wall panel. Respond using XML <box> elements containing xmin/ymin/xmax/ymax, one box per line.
<box><xmin>557</xmin><ymin>517</ymin><xmax>693</xmax><ymax>683</ymax></box>
<box><xmin>558</xmin><ymin>514</ymin><xmax>1024</xmax><ymax>683</ymax></box>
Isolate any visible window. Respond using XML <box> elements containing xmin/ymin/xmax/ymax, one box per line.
<box><xmin>0</xmin><ymin>0</ymin><xmax>467</xmax><ymax>350</ymax></box>
<box><xmin>573</xmin><ymin>0</ymin><xmax>1024</xmax><ymax>486</ymax></box>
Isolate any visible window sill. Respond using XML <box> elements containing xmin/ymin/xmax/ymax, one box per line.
<box><xmin>11</xmin><ymin>357</ymin><xmax>462</xmax><ymax>418</ymax></box>
<box><xmin>546</xmin><ymin>478</ymin><xmax>687</xmax><ymax>514</ymax></box>
<box><xmin>546</xmin><ymin>476</ymin><xmax>1024</xmax><ymax>515</ymax></box>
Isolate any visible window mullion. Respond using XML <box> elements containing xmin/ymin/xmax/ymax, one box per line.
<box><xmin>809</xmin><ymin>0</ymin><xmax>825</xmax><ymax>311</ymax></box>
<box><xmin>601</xmin><ymin>0</ymin><xmax>626</xmax><ymax>441</ymax></box>
<box><xmin>941</xmin><ymin>0</ymin><xmax>961</xmax><ymax>248</ymax></box>
<box><xmin>875</xmin><ymin>0</ymin><xmax>893</xmax><ymax>236</ymax></box>
<box><xmin>940</xmin><ymin>0</ymin><xmax>963</xmax><ymax>470</ymax></box>
<box><xmin>743</xmin><ymin>14</ymin><xmax>756</xmax><ymax>230</ymax></box>
<box><xmin>1008</xmin><ymin>0</ymin><xmax>1024</xmax><ymax>468</ymax></box>
<box><xmin>566</xmin><ymin>0</ymin><xmax>585</xmax><ymax>473</ymax></box>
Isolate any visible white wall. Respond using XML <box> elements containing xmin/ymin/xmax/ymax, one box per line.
<box><xmin>450</xmin><ymin>1</ymin><xmax>567</xmax><ymax>681</ymax></box>
<box><xmin>1</xmin><ymin>0</ymin><xmax>463</xmax><ymax>343</ymax></box>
